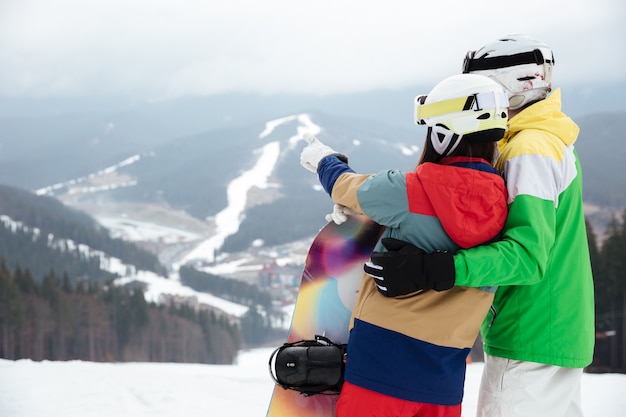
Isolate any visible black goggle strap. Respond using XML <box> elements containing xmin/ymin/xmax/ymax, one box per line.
<box><xmin>463</xmin><ymin>49</ymin><xmax>555</xmax><ymax>73</ymax></box>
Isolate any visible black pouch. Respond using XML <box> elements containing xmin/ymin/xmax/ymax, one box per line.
<box><xmin>268</xmin><ymin>335</ymin><xmax>347</xmax><ymax>396</ymax></box>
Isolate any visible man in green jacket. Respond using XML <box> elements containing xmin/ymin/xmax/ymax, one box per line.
<box><xmin>365</xmin><ymin>35</ymin><xmax>594</xmax><ymax>416</ymax></box>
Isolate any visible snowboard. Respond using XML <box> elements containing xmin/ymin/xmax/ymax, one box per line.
<box><xmin>266</xmin><ymin>214</ymin><xmax>384</xmax><ymax>417</ymax></box>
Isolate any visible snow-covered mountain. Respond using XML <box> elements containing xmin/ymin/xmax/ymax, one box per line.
<box><xmin>0</xmin><ymin>187</ymin><xmax>251</xmax><ymax>321</ymax></box>
<box><xmin>1</xmin><ymin>89</ymin><xmax>624</xmax><ymax>255</ymax></box>
<box><xmin>32</xmin><ymin>111</ymin><xmax>421</xmax><ymax>256</ymax></box>
<box><xmin>1</xmin><ymin>98</ymin><xmax>624</xmax><ymax>332</ymax></box>
<box><xmin>4</xmin><ymin>112</ymin><xmax>423</xmax><ymax>336</ymax></box>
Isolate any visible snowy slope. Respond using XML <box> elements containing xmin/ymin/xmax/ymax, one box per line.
<box><xmin>30</xmin><ymin>114</ymin><xmax>325</xmax><ymax>319</ymax></box>
<box><xmin>178</xmin><ymin>113</ymin><xmax>322</xmax><ymax>265</ymax></box>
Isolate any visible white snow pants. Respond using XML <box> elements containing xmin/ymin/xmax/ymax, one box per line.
<box><xmin>476</xmin><ymin>353</ymin><xmax>583</xmax><ymax>417</ymax></box>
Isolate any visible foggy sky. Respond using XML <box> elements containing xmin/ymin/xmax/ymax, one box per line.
<box><xmin>1</xmin><ymin>0</ymin><xmax>624</xmax><ymax>100</ymax></box>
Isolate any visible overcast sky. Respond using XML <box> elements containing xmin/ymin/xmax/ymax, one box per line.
<box><xmin>1</xmin><ymin>0</ymin><xmax>624</xmax><ymax>100</ymax></box>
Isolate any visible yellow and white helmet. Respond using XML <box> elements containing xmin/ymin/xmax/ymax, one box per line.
<box><xmin>414</xmin><ymin>73</ymin><xmax>509</xmax><ymax>157</ymax></box>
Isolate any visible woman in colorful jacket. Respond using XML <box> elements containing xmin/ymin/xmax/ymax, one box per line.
<box><xmin>299</xmin><ymin>73</ymin><xmax>509</xmax><ymax>417</ymax></box>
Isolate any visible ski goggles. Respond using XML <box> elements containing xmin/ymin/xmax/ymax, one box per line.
<box><xmin>414</xmin><ymin>90</ymin><xmax>509</xmax><ymax>125</ymax></box>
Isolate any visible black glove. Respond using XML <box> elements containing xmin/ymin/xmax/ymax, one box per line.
<box><xmin>364</xmin><ymin>238</ymin><xmax>456</xmax><ymax>297</ymax></box>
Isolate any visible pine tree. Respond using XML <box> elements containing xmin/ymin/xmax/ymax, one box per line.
<box><xmin>598</xmin><ymin>212</ymin><xmax>626</xmax><ymax>371</ymax></box>
<box><xmin>0</xmin><ymin>260</ymin><xmax>24</xmax><ymax>359</ymax></box>
<box><xmin>618</xmin><ymin>209</ymin><xmax>626</xmax><ymax>370</ymax></box>
<box><xmin>15</xmin><ymin>265</ymin><xmax>37</xmax><ymax>295</ymax></box>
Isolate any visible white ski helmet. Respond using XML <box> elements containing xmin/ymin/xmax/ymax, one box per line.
<box><xmin>462</xmin><ymin>34</ymin><xmax>555</xmax><ymax>110</ymax></box>
<box><xmin>414</xmin><ymin>73</ymin><xmax>509</xmax><ymax>157</ymax></box>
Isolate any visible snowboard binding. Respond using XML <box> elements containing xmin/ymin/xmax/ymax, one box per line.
<box><xmin>268</xmin><ymin>335</ymin><xmax>347</xmax><ymax>396</ymax></box>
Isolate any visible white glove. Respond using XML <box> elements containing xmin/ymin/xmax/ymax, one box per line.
<box><xmin>325</xmin><ymin>204</ymin><xmax>359</xmax><ymax>225</ymax></box>
<box><xmin>300</xmin><ymin>134</ymin><xmax>341</xmax><ymax>173</ymax></box>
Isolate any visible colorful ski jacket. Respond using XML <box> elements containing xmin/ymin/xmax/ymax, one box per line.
<box><xmin>454</xmin><ymin>89</ymin><xmax>595</xmax><ymax>368</ymax></box>
<box><xmin>316</xmin><ymin>155</ymin><xmax>508</xmax><ymax>405</ymax></box>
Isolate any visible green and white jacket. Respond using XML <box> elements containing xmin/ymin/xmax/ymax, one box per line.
<box><xmin>454</xmin><ymin>89</ymin><xmax>595</xmax><ymax>368</ymax></box>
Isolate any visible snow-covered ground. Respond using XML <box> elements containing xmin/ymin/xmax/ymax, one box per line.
<box><xmin>1</xmin><ymin>349</ymin><xmax>625</xmax><ymax>417</ymax></box>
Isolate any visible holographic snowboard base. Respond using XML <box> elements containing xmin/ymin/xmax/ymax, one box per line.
<box><xmin>266</xmin><ymin>215</ymin><xmax>384</xmax><ymax>417</ymax></box>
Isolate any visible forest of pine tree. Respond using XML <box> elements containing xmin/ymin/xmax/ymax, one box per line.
<box><xmin>0</xmin><ymin>262</ymin><xmax>240</xmax><ymax>364</ymax></box>
<box><xmin>0</xmin><ymin>184</ymin><xmax>168</xmax><ymax>282</ymax></box>
<box><xmin>179</xmin><ymin>265</ymin><xmax>285</xmax><ymax>346</ymax></box>
<box><xmin>588</xmin><ymin>210</ymin><xmax>626</xmax><ymax>373</ymax></box>
<box><xmin>179</xmin><ymin>265</ymin><xmax>272</xmax><ymax>309</ymax></box>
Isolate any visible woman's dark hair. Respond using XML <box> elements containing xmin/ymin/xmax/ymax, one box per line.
<box><xmin>418</xmin><ymin>129</ymin><xmax>499</xmax><ymax>165</ymax></box>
